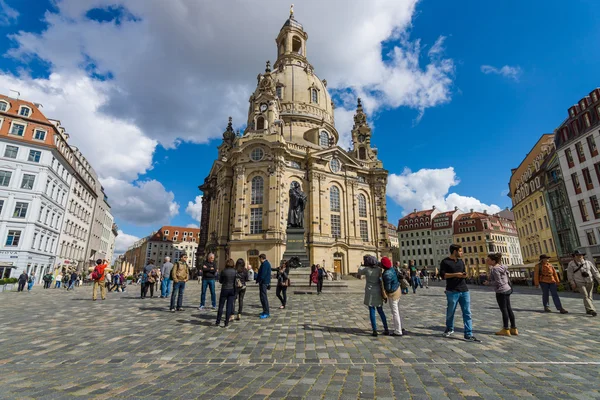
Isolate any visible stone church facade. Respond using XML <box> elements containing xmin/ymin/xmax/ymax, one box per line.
<box><xmin>198</xmin><ymin>11</ymin><xmax>390</xmax><ymax>274</ymax></box>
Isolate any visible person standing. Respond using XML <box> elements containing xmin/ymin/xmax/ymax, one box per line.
<box><xmin>316</xmin><ymin>264</ymin><xmax>325</xmax><ymax>295</ymax></box>
<box><xmin>68</xmin><ymin>271</ymin><xmax>78</xmax><ymax>291</ymax></box>
<box><xmin>256</xmin><ymin>254</ymin><xmax>272</xmax><ymax>319</ymax></box>
<box><xmin>55</xmin><ymin>273</ymin><xmax>62</xmax><ymax>289</ymax></box>
<box><xmin>381</xmin><ymin>256</ymin><xmax>403</xmax><ymax>337</ymax></box>
<box><xmin>91</xmin><ymin>259</ymin><xmax>108</xmax><ymax>301</ymax></box>
<box><xmin>421</xmin><ymin>267</ymin><xmax>429</xmax><ymax>289</ymax></box>
<box><xmin>27</xmin><ymin>273</ymin><xmax>36</xmax><ymax>292</ymax></box>
<box><xmin>358</xmin><ymin>255</ymin><xmax>389</xmax><ymax>337</ymax></box>
<box><xmin>160</xmin><ymin>257</ymin><xmax>174</xmax><ymax>299</ymax></box>
<box><xmin>17</xmin><ymin>271</ymin><xmax>28</xmax><ymax>292</ymax></box>
<box><xmin>276</xmin><ymin>263</ymin><xmax>289</xmax><ymax>309</ymax></box>
<box><xmin>440</xmin><ymin>244</ymin><xmax>479</xmax><ymax>341</ymax></box>
<box><xmin>234</xmin><ymin>258</ymin><xmax>249</xmax><ymax>320</ymax></box>
<box><xmin>170</xmin><ymin>254</ymin><xmax>189</xmax><ymax>312</ymax></box>
<box><xmin>534</xmin><ymin>255</ymin><xmax>568</xmax><ymax>314</ymax></box>
<box><xmin>199</xmin><ymin>253</ymin><xmax>217</xmax><ymax>310</ymax></box>
<box><xmin>215</xmin><ymin>259</ymin><xmax>237</xmax><ymax>327</ymax></box>
<box><xmin>567</xmin><ymin>250</ymin><xmax>600</xmax><ymax>317</ymax></box>
<box><xmin>399</xmin><ymin>264</ymin><xmax>410</xmax><ymax>294</ymax></box>
<box><xmin>484</xmin><ymin>253</ymin><xmax>517</xmax><ymax>336</ymax></box>
<box><xmin>409</xmin><ymin>260</ymin><xmax>419</xmax><ymax>294</ymax></box>
<box><xmin>141</xmin><ymin>260</ymin><xmax>156</xmax><ymax>299</ymax></box>
<box><xmin>105</xmin><ymin>270</ymin><xmax>112</xmax><ymax>292</ymax></box>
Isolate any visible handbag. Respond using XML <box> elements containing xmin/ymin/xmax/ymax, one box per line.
<box><xmin>504</xmin><ymin>269</ymin><xmax>513</xmax><ymax>295</ymax></box>
<box><xmin>379</xmin><ymin>268</ymin><xmax>388</xmax><ymax>303</ymax></box>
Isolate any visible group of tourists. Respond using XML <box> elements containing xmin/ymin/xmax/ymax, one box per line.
<box><xmin>358</xmin><ymin>243</ymin><xmax>600</xmax><ymax>341</ymax></box>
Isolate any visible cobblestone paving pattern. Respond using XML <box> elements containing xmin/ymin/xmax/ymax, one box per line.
<box><xmin>0</xmin><ymin>281</ymin><xmax>599</xmax><ymax>399</ymax></box>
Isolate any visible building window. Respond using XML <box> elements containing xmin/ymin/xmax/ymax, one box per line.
<box><xmin>572</xmin><ymin>121</ymin><xmax>579</xmax><ymax>135</ymax></box>
<box><xmin>276</xmin><ymin>86</ymin><xmax>283</xmax><ymax>99</ymax></box>
<box><xmin>34</xmin><ymin>130</ymin><xmax>46</xmax><ymax>141</ymax></box>
<box><xmin>584</xmin><ymin>113</ymin><xmax>592</xmax><ymax>128</ymax></box>
<box><xmin>256</xmin><ymin>116</ymin><xmax>265</xmax><ymax>130</ymax></box>
<box><xmin>5</xmin><ymin>230</ymin><xmax>21</xmax><ymax>246</ymax></box>
<box><xmin>250</xmin><ymin>207</ymin><xmax>263</xmax><ymax>234</ymax></box>
<box><xmin>591</xmin><ymin>196</ymin><xmax>600</xmax><ymax>219</ymax></box>
<box><xmin>330</xmin><ymin>158</ymin><xmax>341</xmax><ymax>173</ymax></box>
<box><xmin>28</xmin><ymin>150</ymin><xmax>41</xmax><ymax>163</ymax></box>
<box><xmin>586</xmin><ymin>230</ymin><xmax>598</xmax><ymax>246</ymax></box>
<box><xmin>330</xmin><ymin>186</ymin><xmax>340</xmax><ymax>212</ymax></box>
<box><xmin>319</xmin><ymin>131</ymin><xmax>329</xmax><ymax>147</ymax></box>
<box><xmin>579</xmin><ymin>199</ymin><xmax>590</xmax><ymax>222</ymax></box>
<box><xmin>21</xmin><ymin>174</ymin><xmax>35</xmax><ymax>190</ymax></box>
<box><xmin>331</xmin><ymin>215</ymin><xmax>341</xmax><ymax>238</ymax></box>
<box><xmin>572</xmin><ymin>173</ymin><xmax>582</xmax><ymax>194</ymax></box>
<box><xmin>583</xmin><ymin>168</ymin><xmax>594</xmax><ymax>190</ymax></box>
<box><xmin>250</xmin><ymin>147</ymin><xmax>264</xmax><ymax>161</ymax></box>
<box><xmin>311</xmin><ymin>88</ymin><xmax>318</xmax><ymax>104</ymax></box>
<box><xmin>251</xmin><ymin>176</ymin><xmax>264</xmax><ymax>205</ymax></box>
<box><xmin>0</xmin><ymin>101</ymin><xmax>8</xmax><ymax>111</ymax></box>
<box><xmin>534</xmin><ymin>199</ymin><xmax>538</xmax><ymax>209</ymax></box>
<box><xmin>19</xmin><ymin>106</ymin><xmax>31</xmax><ymax>117</ymax></box>
<box><xmin>10</xmin><ymin>123</ymin><xmax>25</xmax><ymax>136</ymax></box>
<box><xmin>587</xmin><ymin>135</ymin><xmax>598</xmax><ymax>157</ymax></box>
<box><xmin>358</xmin><ymin>194</ymin><xmax>367</xmax><ymax>218</ymax></box>
<box><xmin>575</xmin><ymin>141</ymin><xmax>586</xmax><ymax>162</ymax></box>
<box><xmin>360</xmin><ymin>220</ymin><xmax>368</xmax><ymax>241</ymax></box>
<box><xmin>4</xmin><ymin>145</ymin><xmax>18</xmax><ymax>159</ymax></box>
<box><xmin>13</xmin><ymin>202</ymin><xmax>28</xmax><ymax>218</ymax></box>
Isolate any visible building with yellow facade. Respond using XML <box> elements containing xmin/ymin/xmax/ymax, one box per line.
<box><xmin>508</xmin><ymin>134</ymin><xmax>561</xmax><ymax>271</ymax></box>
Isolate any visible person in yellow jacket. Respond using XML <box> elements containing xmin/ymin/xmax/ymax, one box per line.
<box><xmin>534</xmin><ymin>255</ymin><xmax>568</xmax><ymax>314</ymax></box>
<box><xmin>170</xmin><ymin>254</ymin><xmax>189</xmax><ymax>312</ymax></box>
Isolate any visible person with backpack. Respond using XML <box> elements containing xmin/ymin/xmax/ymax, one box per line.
<box><xmin>484</xmin><ymin>253</ymin><xmax>517</xmax><ymax>336</ymax></box>
<box><xmin>382</xmin><ymin>256</ymin><xmax>403</xmax><ymax>337</ymax></box>
<box><xmin>215</xmin><ymin>258</ymin><xmax>237</xmax><ymax>328</ymax></box>
<box><xmin>234</xmin><ymin>258</ymin><xmax>249</xmax><ymax>320</ymax></box>
<box><xmin>42</xmin><ymin>273</ymin><xmax>52</xmax><ymax>289</ymax></box>
<box><xmin>276</xmin><ymin>262</ymin><xmax>289</xmax><ymax>309</ymax></box>
<box><xmin>534</xmin><ymin>254</ymin><xmax>568</xmax><ymax>314</ymax></box>
<box><xmin>27</xmin><ymin>273</ymin><xmax>36</xmax><ymax>292</ymax></box>
<box><xmin>91</xmin><ymin>259</ymin><xmax>108</xmax><ymax>301</ymax></box>
<box><xmin>17</xmin><ymin>271</ymin><xmax>28</xmax><ymax>292</ymax></box>
<box><xmin>141</xmin><ymin>260</ymin><xmax>157</xmax><ymax>299</ymax></box>
<box><xmin>567</xmin><ymin>250</ymin><xmax>600</xmax><ymax>316</ymax></box>
<box><xmin>358</xmin><ymin>255</ymin><xmax>389</xmax><ymax>337</ymax></box>
<box><xmin>170</xmin><ymin>254</ymin><xmax>189</xmax><ymax>312</ymax></box>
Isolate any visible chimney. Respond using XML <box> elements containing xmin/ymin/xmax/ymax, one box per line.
<box><xmin>432</xmin><ymin>205</ymin><xmax>436</xmax><ymax>210</ymax></box>
<box><xmin>470</xmin><ymin>209</ymin><xmax>474</xmax><ymax>213</ymax></box>
<box><xmin>414</xmin><ymin>209</ymin><xmax>417</xmax><ymax>213</ymax></box>
<box><xmin>454</xmin><ymin>206</ymin><xmax>458</xmax><ymax>211</ymax></box>
<box><xmin>484</xmin><ymin>210</ymin><xmax>488</xmax><ymax>215</ymax></box>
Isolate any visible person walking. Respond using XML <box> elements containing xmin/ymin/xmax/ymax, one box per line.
<box><xmin>105</xmin><ymin>271</ymin><xmax>112</xmax><ymax>292</ymax></box>
<box><xmin>234</xmin><ymin>258</ymin><xmax>250</xmax><ymax>320</ymax></box>
<box><xmin>567</xmin><ymin>250</ymin><xmax>600</xmax><ymax>316</ymax></box>
<box><xmin>440</xmin><ymin>244</ymin><xmax>479</xmax><ymax>341</ymax></box>
<box><xmin>316</xmin><ymin>264</ymin><xmax>325</xmax><ymax>295</ymax></box>
<box><xmin>421</xmin><ymin>267</ymin><xmax>429</xmax><ymax>289</ymax></box>
<box><xmin>408</xmin><ymin>260</ymin><xmax>419</xmax><ymax>294</ymax></box>
<box><xmin>68</xmin><ymin>271</ymin><xmax>78</xmax><ymax>291</ymax></box>
<box><xmin>276</xmin><ymin>263</ymin><xmax>289</xmax><ymax>309</ymax></box>
<box><xmin>534</xmin><ymin>254</ymin><xmax>568</xmax><ymax>314</ymax></box>
<box><xmin>55</xmin><ymin>273</ymin><xmax>62</xmax><ymax>289</ymax></box>
<box><xmin>256</xmin><ymin>253</ymin><xmax>272</xmax><ymax>319</ymax></box>
<box><xmin>170</xmin><ymin>254</ymin><xmax>189</xmax><ymax>312</ymax></box>
<box><xmin>27</xmin><ymin>273</ymin><xmax>36</xmax><ymax>292</ymax></box>
<box><xmin>484</xmin><ymin>253</ymin><xmax>517</xmax><ymax>336</ymax></box>
<box><xmin>309</xmin><ymin>264</ymin><xmax>317</xmax><ymax>287</ymax></box>
<box><xmin>357</xmin><ymin>255</ymin><xmax>389</xmax><ymax>337</ymax></box>
<box><xmin>160</xmin><ymin>257</ymin><xmax>174</xmax><ymax>299</ymax></box>
<box><xmin>381</xmin><ymin>256</ymin><xmax>403</xmax><ymax>337</ymax></box>
<box><xmin>199</xmin><ymin>253</ymin><xmax>217</xmax><ymax>310</ymax></box>
<box><xmin>215</xmin><ymin>258</ymin><xmax>237</xmax><ymax>327</ymax></box>
<box><xmin>399</xmin><ymin>264</ymin><xmax>410</xmax><ymax>294</ymax></box>
<box><xmin>91</xmin><ymin>259</ymin><xmax>108</xmax><ymax>301</ymax></box>
<box><xmin>17</xmin><ymin>271</ymin><xmax>28</xmax><ymax>292</ymax></box>
<box><xmin>141</xmin><ymin>260</ymin><xmax>156</xmax><ymax>299</ymax></box>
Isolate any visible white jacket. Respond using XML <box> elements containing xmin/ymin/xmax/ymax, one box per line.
<box><xmin>567</xmin><ymin>260</ymin><xmax>600</xmax><ymax>285</ymax></box>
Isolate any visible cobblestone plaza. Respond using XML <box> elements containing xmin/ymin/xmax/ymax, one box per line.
<box><xmin>1</xmin><ymin>282</ymin><xmax>599</xmax><ymax>399</ymax></box>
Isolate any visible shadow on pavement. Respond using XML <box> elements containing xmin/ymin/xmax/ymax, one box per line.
<box><xmin>303</xmin><ymin>324</ymin><xmax>371</xmax><ymax>336</ymax></box>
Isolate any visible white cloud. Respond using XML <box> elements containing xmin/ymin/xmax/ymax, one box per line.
<box><xmin>186</xmin><ymin>223</ymin><xmax>199</xmax><ymax>229</ymax></box>
<box><xmin>480</xmin><ymin>65</ymin><xmax>522</xmax><ymax>81</ymax></box>
<box><xmin>101</xmin><ymin>178</ymin><xmax>179</xmax><ymax>225</ymax></box>
<box><xmin>185</xmin><ymin>195</ymin><xmax>203</xmax><ymax>222</ymax></box>
<box><xmin>113</xmin><ymin>229</ymin><xmax>140</xmax><ymax>254</ymax></box>
<box><xmin>0</xmin><ymin>0</ymin><xmax>19</xmax><ymax>26</ymax></box>
<box><xmin>387</xmin><ymin>167</ymin><xmax>502</xmax><ymax>216</ymax></box>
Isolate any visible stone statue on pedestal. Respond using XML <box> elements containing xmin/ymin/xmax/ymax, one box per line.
<box><xmin>287</xmin><ymin>181</ymin><xmax>307</xmax><ymax>228</ymax></box>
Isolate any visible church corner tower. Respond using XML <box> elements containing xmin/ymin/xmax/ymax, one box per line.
<box><xmin>198</xmin><ymin>8</ymin><xmax>391</xmax><ymax>273</ymax></box>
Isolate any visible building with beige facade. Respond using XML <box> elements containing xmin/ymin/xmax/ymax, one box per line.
<box><xmin>397</xmin><ymin>208</ymin><xmax>439</xmax><ymax>267</ymax></box>
<box><xmin>509</xmin><ymin>134</ymin><xmax>559</xmax><ymax>269</ymax></box>
<box><xmin>198</xmin><ymin>11</ymin><xmax>390</xmax><ymax>274</ymax></box>
<box><xmin>432</xmin><ymin>208</ymin><xmax>462</xmax><ymax>267</ymax></box>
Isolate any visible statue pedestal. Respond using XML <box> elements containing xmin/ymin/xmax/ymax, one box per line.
<box><xmin>282</xmin><ymin>228</ymin><xmax>310</xmax><ymax>269</ymax></box>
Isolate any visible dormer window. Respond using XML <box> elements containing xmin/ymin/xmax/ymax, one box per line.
<box><xmin>311</xmin><ymin>88</ymin><xmax>318</xmax><ymax>104</ymax></box>
<box><xmin>19</xmin><ymin>106</ymin><xmax>31</xmax><ymax>117</ymax></box>
<box><xmin>593</xmin><ymin>92</ymin><xmax>598</xmax><ymax>102</ymax></box>
<box><xmin>319</xmin><ymin>131</ymin><xmax>329</xmax><ymax>147</ymax></box>
<box><xmin>584</xmin><ymin>113</ymin><xmax>591</xmax><ymax>128</ymax></box>
<box><xmin>9</xmin><ymin>122</ymin><xmax>25</xmax><ymax>136</ymax></box>
<box><xmin>0</xmin><ymin>101</ymin><xmax>8</xmax><ymax>112</ymax></box>
<box><xmin>34</xmin><ymin>130</ymin><xmax>47</xmax><ymax>141</ymax></box>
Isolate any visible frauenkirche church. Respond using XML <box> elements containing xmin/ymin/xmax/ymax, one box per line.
<box><xmin>198</xmin><ymin>9</ymin><xmax>391</xmax><ymax>274</ymax></box>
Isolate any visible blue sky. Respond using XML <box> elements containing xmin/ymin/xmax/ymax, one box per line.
<box><xmin>1</xmin><ymin>0</ymin><xmax>598</xmax><ymax>252</ymax></box>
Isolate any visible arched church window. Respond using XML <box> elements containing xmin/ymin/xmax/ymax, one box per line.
<box><xmin>319</xmin><ymin>131</ymin><xmax>329</xmax><ymax>147</ymax></box>
<box><xmin>311</xmin><ymin>88</ymin><xmax>318</xmax><ymax>104</ymax></box>
<box><xmin>276</xmin><ymin>86</ymin><xmax>283</xmax><ymax>99</ymax></box>
<box><xmin>292</xmin><ymin>36</ymin><xmax>302</xmax><ymax>53</ymax></box>
<box><xmin>358</xmin><ymin>147</ymin><xmax>366</xmax><ymax>160</ymax></box>
<box><xmin>358</xmin><ymin>194</ymin><xmax>367</xmax><ymax>218</ymax></box>
<box><xmin>256</xmin><ymin>116</ymin><xmax>265</xmax><ymax>130</ymax></box>
<box><xmin>251</xmin><ymin>176</ymin><xmax>264</xmax><ymax>205</ymax></box>
<box><xmin>330</xmin><ymin>186</ymin><xmax>340</xmax><ymax>212</ymax></box>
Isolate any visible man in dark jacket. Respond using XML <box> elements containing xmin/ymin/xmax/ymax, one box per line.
<box><xmin>256</xmin><ymin>254</ymin><xmax>272</xmax><ymax>319</ymax></box>
<box><xmin>18</xmin><ymin>272</ymin><xmax>28</xmax><ymax>292</ymax></box>
<box><xmin>199</xmin><ymin>253</ymin><xmax>217</xmax><ymax>310</ymax></box>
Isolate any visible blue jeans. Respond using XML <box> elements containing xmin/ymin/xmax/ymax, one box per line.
<box><xmin>161</xmin><ymin>277</ymin><xmax>171</xmax><ymax>297</ymax></box>
<box><xmin>540</xmin><ymin>282</ymin><xmax>563</xmax><ymax>310</ymax></box>
<box><xmin>55</xmin><ymin>281</ymin><xmax>61</xmax><ymax>288</ymax></box>
<box><xmin>201</xmin><ymin>279</ymin><xmax>216</xmax><ymax>307</ymax></box>
<box><xmin>411</xmin><ymin>276</ymin><xmax>419</xmax><ymax>293</ymax></box>
<box><xmin>368</xmin><ymin>306</ymin><xmax>388</xmax><ymax>332</ymax></box>
<box><xmin>259</xmin><ymin>283</ymin><xmax>270</xmax><ymax>315</ymax></box>
<box><xmin>170</xmin><ymin>281</ymin><xmax>186</xmax><ymax>310</ymax></box>
<box><xmin>445</xmin><ymin>291</ymin><xmax>473</xmax><ymax>338</ymax></box>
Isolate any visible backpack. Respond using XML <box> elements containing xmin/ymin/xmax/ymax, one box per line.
<box><xmin>235</xmin><ymin>275</ymin><xmax>244</xmax><ymax>289</ymax></box>
<box><xmin>91</xmin><ymin>265</ymin><xmax>105</xmax><ymax>281</ymax></box>
<box><xmin>28</xmin><ymin>276</ymin><xmax>34</xmax><ymax>283</ymax></box>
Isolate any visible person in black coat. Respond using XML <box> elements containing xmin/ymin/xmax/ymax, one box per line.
<box><xmin>215</xmin><ymin>259</ymin><xmax>237</xmax><ymax>328</ymax></box>
<box><xmin>17</xmin><ymin>272</ymin><xmax>28</xmax><ymax>292</ymax></box>
<box><xmin>234</xmin><ymin>259</ymin><xmax>249</xmax><ymax>321</ymax></box>
<box><xmin>276</xmin><ymin>262</ymin><xmax>289</xmax><ymax>309</ymax></box>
